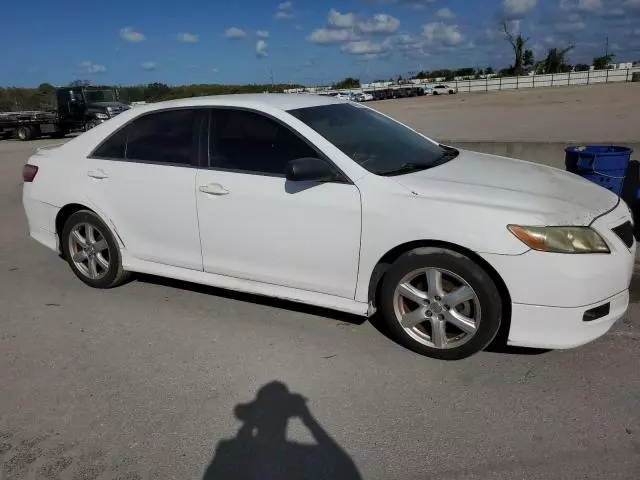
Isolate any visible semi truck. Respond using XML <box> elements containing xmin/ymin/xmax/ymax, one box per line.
<box><xmin>0</xmin><ymin>85</ymin><xmax>129</xmax><ymax>141</ymax></box>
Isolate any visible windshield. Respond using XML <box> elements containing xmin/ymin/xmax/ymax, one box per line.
<box><xmin>83</xmin><ymin>89</ymin><xmax>117</xmax><ymax>103</ymax></box>
<box><xmin>288</xmin><ymin>103</ymin><xmax>455</xmax><ymax>176</ymax></box>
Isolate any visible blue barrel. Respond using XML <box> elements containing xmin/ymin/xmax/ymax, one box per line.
<box><xmin>565</xmin><ymin>145</ymin><xmax>633</xmax><ymax>196</ymax></box>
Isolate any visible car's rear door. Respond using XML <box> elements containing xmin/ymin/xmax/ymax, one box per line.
<box><xmin>85</xmin><ymin>108</ymin><xmax>204</xmax><ymax>270</ymax></box>
<box><xmin>195</xmin><ymin>108</ymin><xmax>362</xmax><ymax>298</ymax></box>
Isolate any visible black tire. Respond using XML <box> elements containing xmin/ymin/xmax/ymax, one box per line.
<box><xmin>378</xmin><ymin>247</ymin><xmax>502</xmax><ymax>360</ymax></box>
<box><xmin>84</xmin><ymin>120</ymin><xmax>100</xmax><ymax>131</ymax></box>
<box><xmin>449</xmin><ymin>90</ymin><xmax>455</xmax><ymax>95</ymax></box>
<box><xmin>61</xmin><ymin>210</ymin><xmax>129</xmax><ymax>289</ymax></box>
<box><xmin>16</xmin><ymin>125</ymin><xmax>33</xmax><ymax>141</ymax></box>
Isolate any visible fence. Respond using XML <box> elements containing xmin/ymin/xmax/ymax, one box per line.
<box><xmin>448</xmin><ymin>68</ymin><xmax>640</xmax><ymax>94</ymax></box>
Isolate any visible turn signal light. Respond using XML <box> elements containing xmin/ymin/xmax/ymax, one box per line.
<box><xmin>23</xmin><ymin>164</ymin><xmax>38</xmax><ymax>182</ymax></box>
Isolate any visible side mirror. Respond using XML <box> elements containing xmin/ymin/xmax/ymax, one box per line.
<box><xmin>286</xmin><ymin>157</ymin><xmax>338</xmax><ymax>182</ymax></box>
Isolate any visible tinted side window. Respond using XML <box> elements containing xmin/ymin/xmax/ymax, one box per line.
<box><xmin>126</xmin><ymin>109</ymin><xmax>197</xmax><ymax>165</ymax></box>
<box><xmin>210</xmin><ymin>109</ymin><xmax>317</xmax><ymax>175</ymax></box>
<box><xmin>93</xmin><ymin>127</ymin><xmax>127</xmax><ymax>159</ymax></box>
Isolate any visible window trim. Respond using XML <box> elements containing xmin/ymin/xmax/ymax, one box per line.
<box><xmin>88</xmin><ymin>107</ymin><xmax>207</xmax><ymax>169</ymax></box>
<box><xmin>204</xmin><ymin>106</ymin><xmax>352</xmax><ymax>184</ymax></box>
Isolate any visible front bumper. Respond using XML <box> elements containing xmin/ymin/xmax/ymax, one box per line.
<box><xmin>481</xmin><ymin>200</ymin><xmax>635</xmax><ymax>349</ymax></box>
<box><xmin>508</xmin><ymin>289</ymin><xmax>628</xmax><ymax>349</ymax></box>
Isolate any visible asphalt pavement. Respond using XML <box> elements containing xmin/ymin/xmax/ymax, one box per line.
<box><xmin>1</xmin><ymin>136</ymin><xmax>639</xmax><ymax>480</ymax></box>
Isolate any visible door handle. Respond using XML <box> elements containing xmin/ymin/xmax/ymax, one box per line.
<box><xmin>87</xmin><ymin>169</ymin><xmax>108</xmax><ymax>179</ymax></box>
<box><xmin>199</xmin><ymin>183</ymin><xmax>230</xmax><ymax>195</ymax></box>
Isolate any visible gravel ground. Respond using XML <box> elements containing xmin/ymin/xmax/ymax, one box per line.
<box><xmin>1</xmin><ymin>112</ymin><xmax>639</xmax><ymax>480</ymax></box>
<box><xmin>371</xmin><ymin>82</ymin><xmax>640</xmax><ymax>143</ymax></box>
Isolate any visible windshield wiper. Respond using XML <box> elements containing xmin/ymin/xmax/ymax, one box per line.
<box><xmin>378</xmin><ymin>162</ymin><xmax>432</xmax><ymax>176</ymax></box>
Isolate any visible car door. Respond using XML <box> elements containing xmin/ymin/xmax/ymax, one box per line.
<box><xmin>85</xmin><ymin>108</ymin><xmax>203</xmax><ymax>271</ymax></box>
<box><xmin>195</xmin><ymin>108</ymin><xmax>362</xmax><ymax>299</ymax></box>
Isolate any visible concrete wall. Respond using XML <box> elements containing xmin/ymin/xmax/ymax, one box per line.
<box><xmin>442</xmin><ymin>141</ymin><xmax>640</xmax><ymax>170</ymax></box>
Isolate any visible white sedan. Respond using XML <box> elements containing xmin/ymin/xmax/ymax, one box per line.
<box><xmin>22</xmin><ymin>94</ymin><xmax>635</xmax><ymax>360</ymax></box>
<box><xmin>432</xmin><ymin>84</ymin><xmax>458</xmax><ymax>95</ymax></box>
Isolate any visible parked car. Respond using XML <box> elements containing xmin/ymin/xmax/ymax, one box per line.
<box><xmin>335</xmin><ymin>93</ymin><xmax>351</xmax><ymax>100</ymax></box>
<box><xmin>22</xmin><ymin>94</ymin><xmax>635</xmax><ymax>360</ymax></box>
<box><xmin>432</xmin><ymin>84</ymin><xmax>458</xmax><ymax>95</ymax></box>
<box><xmin>357</xmin><ymin>93</ymin><xmax>374</xmax><ymax>102</ymax></box>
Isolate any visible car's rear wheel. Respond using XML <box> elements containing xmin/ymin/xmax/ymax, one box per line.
<box><xmin>61</xmin><ymin>210</ymin><xmax>129</xmax><ymax>288</ymax></box>
<box><xmin>379</xmin><ymin>247</ymin><xmax>502</xmax><ymax>360</ymax></box>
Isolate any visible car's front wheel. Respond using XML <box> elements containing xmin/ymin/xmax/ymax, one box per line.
<box><xmin>379</xmin><ymin>247</ymin><xmax>502</xmax><ymax>360</ymax></box>
<box><xmin>61</xmin><ymin>210</ymin><xmax>129</xmax><ymax>288</ymax></box>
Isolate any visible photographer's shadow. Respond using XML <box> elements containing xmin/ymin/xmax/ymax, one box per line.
<box><xmin>203</xmin><ymin>381</ymin><xmax>362</xmax><ymax>480</ymax></box>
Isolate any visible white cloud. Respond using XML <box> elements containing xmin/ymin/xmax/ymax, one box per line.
<box><xmin>177</xmin><ymin>32</ymin><xmax>199</xmax><ymax>43</ymax></box>
<box><xmin>141</xmin><ymin>61</ymin><xmax>156</xmax><ymax>71</ymax></box>
<box><xmin>341</xmin><ymin>39</ymin><xmax>391</xmax><ymax>56</ymax></box>
<box><xmin>578</xmin><ymin>0</ymin><xmax>602</xmax><ymax>11</ymax></box>
<box><xmin>560</xmin><ymin>0</ymin><xmax>603</xmax><ymax>11</ymax></box>
<box><xmin>119</xmin><ymin>27</ymin><xmax>145</xmax><ymax>42</ymax></box>
<box><xmin>436</xmin><ymin>8</ymin><xmax>456</xmax><ymax>18</ymax></box>
<box><xmin>276</xmin><ymin>1</ymin><xmax>294</xmax><ymax>20</ymax></box>
<box><xmin>554</xmin><ymin>14</ymin><xmax>586</xmax><ymax>32</ymax></box>
<box><xmin>256</xmin><ymin>39</ymin><xmax>268</xmax><ymax>57</ymax></box>
<box><xmin>224</xmin><ymin>27</ymin><xmax>246</xmax><ymax>39</ymax></box>
<box><xmin>256</xmin><ymin>30</ymin><xmax>269</xmax><ymax>38</ymax></box>
<box><xmin>501</xmin><ymin>0</ymin><xmax>537</xmax><ymax>18</ymax></box>
<box><xmin>328</xmin><ymin>9</ymin><xmax>356</xmax><ymax>28</ymax></box>
<box><xmin>422</xmin><ymin>22</ymin><xmax>464</xmax><ymax>45</ymax></box>
<box><xmin>365</xmin><ymin>0</ymin><xmax>436</xmax><ymax>9</ymax></box>
<box><xmin>79</xmin><ymin>61</ymin><xmax>106</xmax><ymax>74</ymax></box>
<box><xmin>307</xmin><ymin>28</ymin><xmax>358</xmax><ymax>44</ymax></box>
<box><xmin>212</xmin><ymin>68</ymin><xmax>220</xmax><ymax>73</ymax></box>
<box><xmin>624</xmin><ymin>0</ymin><xmax>640</xmax><ymax>7</ymax></box>
<box><xmin>358</xmin><ymin>14</ymin><xmax>400</xmax><ymax>34</ymax></box>
<box><xmin>393</xmin><ymin>34</ymin><xmax>426</xmax><ymax>51</ymax></box>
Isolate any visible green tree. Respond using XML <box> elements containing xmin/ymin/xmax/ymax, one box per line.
<box><xmin>523</xmin><ymin>49</ymin><xmax>534</xmax><ymax>68</ymax></box>
<box><xmin>593</xmin><ymin>53</ymin><xmax>615</xmax><ymax>70</ymax></box>
<box><xmin>503</xmin><ymin>22</ymin><xmax>530</xmax><ymax>76</ymax></box>
<box><xmin>485</xmin><ymin>66</ymin><xmax>495</xmax><ymax>75</ymax></box>
<box><xmin>144</xmin><ymin>82</ymin><xmax>171</xmax><ymax>101</ymax></box>
<box><xmin>538</xmin><ymin>46</ymin><xmax>574</xmax><ymax>74</ymax></box>
<box><xmin>574</xmin><ymin>64</ymin><xmax>590</xmax><ymax>72</ymax></box>
<box><xmin>454</xmin><ymin>67</ymin><xmax>475</xmax><ymax>78</ymax></box>
<box><xmin>334</xmin><ymin>77</ymin><xmax>360</xmax><ymax>89</ymax></box>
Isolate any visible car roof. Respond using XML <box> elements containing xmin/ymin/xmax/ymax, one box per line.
<box><xmin>134</xmin><ymin>93</ymin><xmax>344</xmax><ymax>113</ymax></box>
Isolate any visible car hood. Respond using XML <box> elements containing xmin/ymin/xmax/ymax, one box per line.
<box><xmin>391</xmin><ymin>149</ymin><xmax>619</xmax><ymax>226</ymax></box>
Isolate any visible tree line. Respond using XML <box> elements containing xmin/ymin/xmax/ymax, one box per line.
<box><xmin>0</xmin><ymin>81</ymin><xmax>301</xmax><ymax>112</ymax></box>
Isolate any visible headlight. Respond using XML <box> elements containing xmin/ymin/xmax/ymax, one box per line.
<box><xmin>95</xmin><ymin>113</ymin><xmax>109</xmax><ymax>119</ymax></box>
<box><xmin>507</xmin><ymin>225</ymin><xmax>610</xmax><ymax>253</ymax></box>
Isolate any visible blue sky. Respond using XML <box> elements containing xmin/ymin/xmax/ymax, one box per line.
<box><xmin>3</xmin><ymin>0</ymin><xmax>640</xmax><ymax>87</ymax></box>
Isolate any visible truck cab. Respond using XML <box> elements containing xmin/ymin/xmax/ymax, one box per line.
<box><xmin>56</xmin><ymin>86</ymin><xmax>130</xmax><ymax>130</ymax></box>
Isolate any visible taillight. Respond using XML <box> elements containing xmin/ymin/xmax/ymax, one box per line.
<box><xmin>23</xmin><ymin>164</ymin><xmax>38</xmax><ymax>182</ymax></box>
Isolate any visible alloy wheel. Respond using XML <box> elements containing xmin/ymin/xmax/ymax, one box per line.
<box><xmin>68</xmin><ymin>223</ymin><xmax>111</xmax><ymax>280</ymax></box>
<box><xmin>392</xmin><ymin>267</ymin><xmax>481</xmax><ymax>349</ymax></box>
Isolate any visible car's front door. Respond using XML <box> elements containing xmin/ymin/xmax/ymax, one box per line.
<box><xmin>85</xmin><ymin>108</ymin><xmax>203</xmax><ymax>271</ymax></box>
<box><xmin>195</xmin><ymin>108</ymin><xmax>362</xmax><ymax>299</ymax></box>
